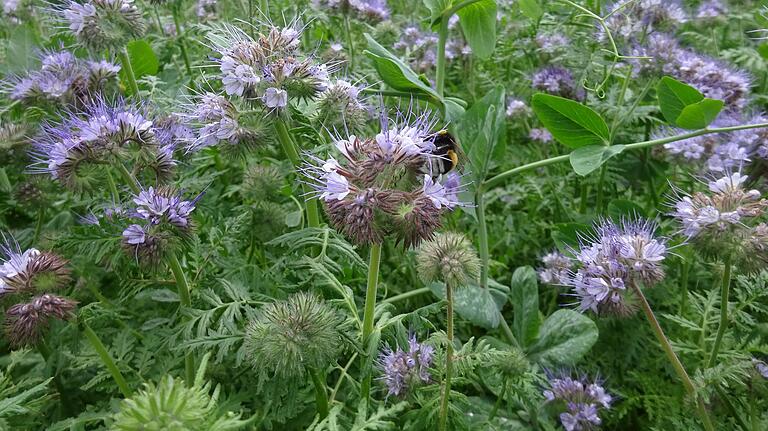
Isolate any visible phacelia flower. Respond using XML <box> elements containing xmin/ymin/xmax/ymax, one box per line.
<box><xmin>61</xmin><ymin>0</ymin><xmax>146</xmax><ymax>51</ymax></box>
<box><xmin>529</xmin><ymin>128</ymin><xmax>553</xmax><ymax>143</ymax></box>
<box><xmin>244</xmin><ymin>292</ymin><xmax>345</xmax><ymax>379</ymax></box>
<box><xmin>532</xmin><ymin>66</ymin><xmax>583</xmax><ymax>100</ymax></box>
<box><xmin>506</xmin><ymin>97</ymin><xmax>531</xmax><ymax>118</ymax></box>
<box><xmin>393</xmin><ymin>24</ymin><xmax>469</xmax><ymax>73</ymax></box>
<box><xmin>378</xmin><ymin>334</ymin><xmax>434</xmax><ymax>397</ymax></box>
<box><xmin>313</xmin><ymin>0</ymin><xmax>390</xmax><ymax>22</ymax></box>
<box><xmin>696</xmin><ymin>0</ymin><xmax>727</xmax><ymax>20</ymax></box>
<box><xmin>535</xmin><ymin>33</ymin><xmax>569</xmax><ymax>53</ymax></box>
<box><xmin>538</xmin><ymin>250</ymin><xmax>573</xmax><ymax>285</ymax></box>
<box><xmin>565</xmin><ymin>219</ymin><xmax>667</xmax><ymax>316</ymax></box>
<box><xmin>753</xmin><ymin>359</ymin><xmax>768</xmax><ymax>379</ymax></box>
<box><xmin>315</xmin><ymin>79</ymin><xmax>370</xmax><ymax>131</ymax></box>
<box><xmin>416</xmin><ymin>232</ymin><xmax>480</xmax><ymax>287</ymax></box>
<box><xmin>543</xmin><ymin>373</ymin><xmax>612</xmax><ymax>431</ymax></box>
<box><xmin>195</xmin><ymin>0</ymin><xmax>217</xmax><ymax>21</ymax></box>
<box><xmin>5</xmin><ymin>294</ymin><xmax>77</xmax><ymax>346</ymax></box>
<box><xmin>601</xmin><ymin>0</ymin><xmax>687</xmax><ymax>41</ymax></box>
<box><xmin>302</xmin><ymin>109</ymin><xmax>466</xmax><ymax>247</ymax></box>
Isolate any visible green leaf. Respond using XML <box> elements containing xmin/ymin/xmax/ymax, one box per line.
<box><xmin>527</xmin><ymin>309</ymin><xmax>598</xmax><ymax>366</ymax></box>
<box><xmin>119</xmin><ymin>40</ymin><xmax>159</xmax><ymax>94</ymax></box>
<box><xmin>457</xmin><ymin>0</ymin><xmax>497</xmax><ymax>59</ymax></box>
<box><xmin>364</xmin><ymin>34</ymin><xmax>439</xmax><ymax>99</ymax></box>
<box><xmin>657</xmin><ymin>76</ymin><xmax>723</xmax><ymax>129</ymax></box>
<box><xmin>675</xmin><ymin>99</ymin><xmax>725</xmax><ymax>130</ymax></box>
<box><xmin>444</xmin><ymin>97</ymin><xmax>467</xmax><ymax>123</ymax></box>
<box><xmin>457</xmin><ymin>86</ymin><xmax>507</xmax><ymax>183</ymax></box>
<box><xmin>531</xmin><ymin>94</ymin><xmax>610</xmax><ymax>148</ymax></box>
<box><xmin>1</xmin><ymin>24</ymin><xmax>39</xmax><ymax>75</ymax></box>
<box><xmin>510</xmin><ymin>266</ymin><xmax>540</xmax><ymax>348</ymax></box>
<box><xmin>0</xmin><ymin>168</ymin><xmax>11</xmax><ymax>193</ymax></box>
<box><xmin>423</xmin><ymin>0</ymin><xmax>452</xmax><ymax>24</ymax></box>
<box><xmin>569</xmin><ymin>145</ymin><xmax>625</xmax><ymax>176</ymax></box>
<box><xmin>607</xmin><ymin>199</ymin><xmax>646</xmax><ymax>219</ymax></box>
<box><xmin>428</xmin><ymin>281</ymin><xmax>508</xmax><ymax>329</ymax></box>
<box><xmin>518</xmin><ymin>0</ymin><xmax>543</xmax><ymax>20</ymax></box>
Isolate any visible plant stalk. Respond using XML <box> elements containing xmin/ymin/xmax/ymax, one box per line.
<box><xmin>168</xmin><ymin>252</ymin><xmax>195</xmax><ymax>385</ymax></box>
<box><xmin>629</xmin><ymin>282</ymin><xmax>715</xmax><ymax>431</ymax></box>
<box><xmin>360</xmin><ymin>243</ymin><xmax>382</xmax><ymax>402</ymax></box>
<box><xmin>475</xmin><ymin>188</ymin><xmax>489</xmax><ymax>290</ymax></box>
<box><xmin>707</xmin><ymin>255</ymin><xmax>732</xmax><ymax>367</ymax></box>
<box><xmin>115</xmin><ymin>163</ymin><xmax>141</xmax><ymax>194</ymax></box>
<box><xmin>310</xmin><ymin>369</ymin><xmax>330</xmax><ymax>419</ymax></box>
<box><xmin>82</xmin><ymin>322</ymin><xmax>132</xmax><ymax>398</ymax></box>
<box><xmin>435</xmin><ymin>13</ymin><xmax>450</xmax><ymax>97</ymax></box>
<box><xmin>273</xmin><ymin>119</ymin><xmax>321</xmax><ymax>228</ymax></box>
<box><xmin>439</xmin><ymin>281</ymin><xmax>455</xmax><ymax>431</ymax></box>
<box><xmin>118</xmin><ymin>48</ymin><xmax>140</xmax><ymax>97</ymax></box>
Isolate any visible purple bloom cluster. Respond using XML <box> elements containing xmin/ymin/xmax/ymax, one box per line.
<box><xmin>0</xmin><ymin>245</ymin><xmax>39</xmax><ymax>296</ymax></box>
<box><xmin>538</xmin><ymin>250</ymin><xmax>572</xmax><ymax>285</ymax></box>
<box><xmin>754</xmin><ymin>359</ymin><xmax>768</xmax><ymax>379</ymax></box>
<box><xmin>312</xmin><ymin>0</ymin><xmax>390</xmax><ymax>22</ymax></box>
<box><xmin>394</xmin><ymin>23</ymin><xmax>470</xmax><ymax>73</ymax></box>
<box><xmin>30</xmin><ymin>98</ymin><xmax>181</xmax><ymax>188</ymax></box>
<box><xmin>696</xmin><ymin>0</ymin><xmax>727</xmax><ymax>19</ymax></box>
<box><xmin>529</xmin><ymin>128</ymin><xmax>553</xmax><ymax>144</ymax></box>
<box><xmin>543</xmin><ymin>373</ymin><xmax>612</xmax><ymax>431</ymax></box>
<box><xmin>6</xmin><ymin>49</ymin><xmax>120</xmax><ymax>106</ymax></box>
<box><xmin>61</xmin><ymin>0</ymin><xmax>146</xmax><ymax>50</ymax></box>
<box><xmin>506</xmin><ymin>97</ymin><xmax>530</xmax><ymax>118</ymax></box>
<box><xmin>601</xmin><ymin>0</ymin><xmax>687</xmax><ymax>41</ymax></box>
<box><xmin>315</xmin><ymin>79</ymin><xmax>370</xmax><ymax>130</ymax></box>
<box><xmin>378</xmin><ymin>334</ymin><xmax>434</xmax><ymax>397</ymax></box>
<box><xmin>634</xmin><ymin>33</ymin><xmax>750</xmax><ymax>111</ymax></box>
<box><xmin>532</xmin><ymin>66</ymin><xmax>583</xmax><ymax>100</ymax></box>
<box><xmin>196</xmin><ymin>0</ymin><xmax>217</xmax><ymax>21</ymax></box>
<box><xmin>566</xmin><ymin>219</ymin><xmax>667</xmax><ymax>316</ymax></box>
<box><xmin>181</xmin><ymin>92</ymin><xmax>242</xmax><ymax>152</ymax></box>
<box><xmin>535</xmin><ymin>33</ymin><xmax>569</xmax><ymax>53</ymax></box>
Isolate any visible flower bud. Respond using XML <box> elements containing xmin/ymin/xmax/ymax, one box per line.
<box><xmin>416</xmin><ymin>232</ymin><xmax>480</xmax><ymax>287</ymax></box>
<box><xmin>5</xmin><ymin>294</ymin><xmax>77</xmax><ymax>346</ymax></box>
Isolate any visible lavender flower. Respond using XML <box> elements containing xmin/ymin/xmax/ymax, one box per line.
<box><xmin>315</xmin><ymin>79</ymin><xmax>370</xmax><ymax>131</ymax></box>
<box><xmin>393</xmin><ymin>24</ymin><xmax>469</xmax><ymax>73</ymax></box>
<box><xmin>696</xmin><ymin>0</ymin><xmax>727</xmax><ymax>19</ymax></box>
<box><xmin>602</xmin><ymin>0</ymin><xmax>687</xmax><ymax>41</ymax></box>
<box><xmin>538</xmin><ymin>251</ymin><xmax>572</xmax><ymax>285</ymax></box>
<box><xmin>506</xmin><ymin>98</ymin><xmax>531</xmax><ymax>118</ymax></box>
<box><xmin>532</xmin><ymin>66</ymin><xmax>582</xmax><ymax>100</ymax></box>
<box><xmin>312</xmin><ymin>0</ymin><xmax>390</xmax><ymax>22</ymax></box>
<box><xmin>544</xmin><ymin>373</ymin><xmax>612</xmax><ymax>431</ymax></box>
<box><xmin>61</xmin><ymin>0</ymin><xmax>146</xmax><ymax>50</ymax></box>
<box><xmin>535</xmin><ymin>33</ymin><xmax>569</xmax><ymax>53</ymax></box>
<box><xmin>565</xmin><ymin>219</ymin><xmax>667</xmax><ymax>316</ymax></box>
<box><xmin>195</xmin><ymin>0</ymin><xmax>217</xmax><ymax>21</ymax></box>
<box><xmin>302</xmin><ymin>109</ymin><xmax>465</xmax><ymax>247</ymax></box>
<box><xmin>378</xmin><ymin>334</ymin><xmax>434</xmax><ymax>397</ymax></box>
<box><xmin>754</xmin><ymin>359</ymin><xmax>768</xmax><ymax>379</ymax></box>
<box><xmin>529</xmin><ymin>128</ymin><xmax>553</xmax><ymax>144</ymax></box>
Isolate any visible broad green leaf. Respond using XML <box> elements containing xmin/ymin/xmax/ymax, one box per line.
<box><xmin>675</xmin><ymin>99</ymin><xmax>724</xmax><ymax>129</ymax></box>
<box><xmin>119</xmin><ymin>40</ymin><xmax>159</xmax><ymax>94</ymax></box>
<box><xmin>531</xmin><ymin>94</ymin><xmax>610</xmax><ymax>148</ymax></box>
<box><xmin>657</xmin><ymin>76</ymin><xmax>722</xmax><ymax>129</ymax></box>
<box><xmin>510</xmin><ymin>266</ymin><xmax>540</xmax><ymax>348</ymax></box>
<box><xmin>519</xmin><ymin>0</ymin><xmax>543</xmax><ymax>20</ymax></box>
<box><xmin>444</xmin><ymin>97</ymin><xmax>467</xmax><ymax>123</ymax></box>
<box><xmin>423</xmin><ymin>0</ymin><xmax>452</xmax><ymax>23</ymax></box>
<box><xmin>364</xmin><ymin>34</ymin><xmax>439</xmax><ymax>98</ymax></box>
<box><xmin>457</xmin><ymin>0</ymin><xmax>497</xmax><ymax>59</ymax></box>
<box><xmin>607</xmin><ymin>199</ymin><xmax>646</xmax><ymax>219</ymax></box>
<box><xmin>569</xmin><ymin>144</ymin><xmax>625</xmax><ymax>176</ymax></box>
<box><xmin>527</xmin><ymin>309</ymin><xmax>598</xmax><ymax>366</ymax></box>
<box><xmin>428</xmin><ymin>281</ymin><xmax>508</xmax><ymax>329</ymax></box>
<box><xmin>457</xmin><ymin>86</ymin><xmax>507</xmax><ymax>183</ymax></box>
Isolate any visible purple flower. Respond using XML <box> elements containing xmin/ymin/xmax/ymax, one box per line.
<box><xmin>539</xmin><ymin>251</ymin><xmax>573</xmax><ymax>285</ymax></box>
<box><xmin>122</xmin><ymin>224</ymin><xmax>146</xmax><ymax>245</ymax></box>
<box><xmin>60</xmin><ymin>0</ymin><xmax>146</xmax><ymax>50</ymax></box>
<box><xmin>532</xmin><ymin>66</ymin><xmax>582</xmax><ymax>100</ymax></box>
<box><xmin>754</xmin><ymin>359</ymin><xmax>768</xmax><ymax>379</ymax></box>
<box><xmin>132</xmin><ymin>187</ymin><xmax>199</xmax><ymax>228</ymax></box>
<box><xmin>697</xmin><ymin>0</ymin><xmax>727</xmax><ymax>19</ymax></box>
<box><xmin>0</xmin><ymin>241</ymin><xmax>40</xmax><ymax>295</ymax></box>
<box><xmin>544</xmin><ymin>373</ymin><xmax>612</xmax><ymax>431</ymax></box>
<box><xmin>530</xmin><ymin>128</ymin><xmax>553</xmax><ymax>143</ymax></box>
<box><xmin>378</xmin><ymin>334</ymin><xmax>434</xmax><ymax>397</ymax></box>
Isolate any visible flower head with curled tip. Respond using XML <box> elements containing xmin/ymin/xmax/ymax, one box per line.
<box><xmin>302</xmin><ymin>108</ymin><xmax>467</xmax><ymax>247</ymax></box>
<box><xmin>564</xmin><ymin>219</ymin><xmax>667</xmax><ymax>317</ymax></box>
<box><xmin>543</xmin><ymin>372</ymin><xmax>612</xmax><ymax>431</ymax></box>
<box><xmin>60</xmin><ymin>0</ymin><xmax>146</xmax><ymax>50</ymax></box>
<box><xmin>416</xmin><ymin>232</ymin><xmax>480</xmax><ymax>287</ymax></box>
<box><xmin>378</xmin><ymin>334</ymin><xmax>434</xmax><ymax>397</ymax></box>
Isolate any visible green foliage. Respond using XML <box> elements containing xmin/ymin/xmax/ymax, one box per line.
<box><xmin>531</xmin><ymin>94</ymin><xmax>610</xmax><ymax>148</ymax></box>
<box><xmin>656</xmin><ymin>76</ymin><xmax>723</xmax><ymax>129</ymax></box>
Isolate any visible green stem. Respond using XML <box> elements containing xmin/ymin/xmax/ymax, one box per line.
<box><xmin>360</xmin><ymin>243</ymin><xmax>382</xmax><ymax>402</ymax></box>
<box><xmin>168</xmin><ymin>253</ymin><xmax>195</xmax><ymax>385</ymax></box>
<box><xmin>274</xmin><ymin>119</ymin><xmax>320</xmax><ymax>228</ymax></box>
<box><xmin>82</xmin><ymin>322</ymin><xmax>132</xmax><ymax>398</ymax></box>
<box><xmin>33</xmin><ymin>207</ymin><xmax>44</xmax><ymax>244</ymax></box>
<box><xmin>118</xmin><ymin>48</ymin><xmax>140</xmax><ymax>97</ymax></box>
<box><xmin>106</xmin><ymin>171</ymin><xmax>120</xmax><ymax>202</ymax></box>
<box><xmin>488</xmin><ymin>376</ymin><xmax>508</xmax><ymax>421</ymax></box>
<box><xmin>439</xmin><ymin>281</ymin><xmax>455</xmax><ymax>431</ymax></box>
<box><xmin>172</xmin><ymin>2</ymin><xmax>194</xmax><ymax>79</ymax></box>
<box><xmin>342</xmin><ymin>13</ymin><xmax>355</xmax><ymax>70</ymax></box>
<box><xmin>115</xmin><ymin>163</ymin><xmax>140</xmax><ymax>194</ymax></box>
<box><xmin>382</xmin><ymin>286</ymin><xmax>430</xmax><ymax>304</ymax></box>
<box><xmin>707</xmin><ymin>255</ymin><xmax>732</xmax><ymax>368</ymax></box>
<box><xmin>483</xmin><ymin>122</ymin><xmax>768</xmax><ymax>189</ymax></box>
<box><xmin>629</xmin><ymin>282</ymin><xmax>715</xmax><ymax>431</ymax></box>
<box><xmin>310</xmin><ymin>369</ymin><xmax>330</xmax><ymax>419</ymax></box>
<box><xmin>475</xmin><ymin>188</ymin><xmax>489</xmax><ymax>290</ymax></box>
<box><xmin>435</xmin><ymin>13</ymin><xmax>449</xmax><ymax>97</ymax></box>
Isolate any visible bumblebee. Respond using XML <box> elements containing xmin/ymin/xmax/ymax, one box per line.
<box><xmin>425</xmin><ymin>130</ymin><xmax>461</xmax><ymax>178</ymax></box>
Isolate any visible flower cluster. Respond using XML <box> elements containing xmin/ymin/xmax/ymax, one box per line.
<box><xmin>601</xmin><ymin>0</ymin><xmax>687</xmax><ymax>41</ymax></box>
<box><xmin>2</xmin><ymin>0</ymin><xmax>30</xmax><ymax>24</ymax></box>
<box><xmin>538</xmin><ymin>250</ymin><xmax>572</xmax><ymax>285</ymax></box>
<box><xmin>634</xmin><ymin>33</ymin><xmax>751</xmax><ymax>111</ymax></box>
<box><xmin>302</xmin><ymin>109</ymin><xmax>465</xmax><ymax>247</ymax></box>
<box><xmin>121</xmin><ymin>186</ymin><xmax>202</xmax><ymax>264</ymax></box>
<box><xmin>61</xmin><ymin>0</ymin><xmax>146</xmax><ymax>50</ymax></box>
<box><xmin>535</xmin><ymin>33</ymin><xmax>569</xmax><ymax>54</ymax></box>
<box><xmin>196</xmin><ymin>0</ymin><xmax>217</xmax><ymax>21</ymax></box>
<box><xmin>543</xmin><ymin>373</ymin><xmax>612</xmax><ymax>431</ymax></box>
<box><xmin>30</xmin><ymin>98</ymin><xmax>183</xmax><ymax>190</ymax></box>
<box><xmin>565</xmin><ymin>219</ymin><xmax>667</xmax><ymax>316</ymax></box>
<box><xmin>393</xmin><ymin>22</ymin><xmax>470</xmax><ymax>73</ymax></box>
<box><xmin>6</xmin><ymin>50</ymin><xmax>120</xmax><ymax>107</ymax></box>
<box><xmin>532</xmin><ymin>66</ymin><xmax>583</xmax><ymax>100</ymax></box>
<box><xmin>696</xmin><ymin>0</ymin><xmax>727</xmax><ymax>20</ymax></box>
<box><xmin>312</xmin><ymin>0</ymin><xmax>390</xmax><ymax>22</ymax></box>
<box><xmin>314</xmin><ymin>79</ymin><xmax>370</xmax><ymax>132</ymax></box>
<box><xmin>378</xmin><ymin>334</ymin><xmax>434</xmax><ymax>397</ymax></box>
<box><xmin>671</xmin><ymin>172</ymin><xmax>768</xmax><ymax>261</ymax></box>
<box><xmin>506</xmin><ymin>97</ymin><xmax>530</xmax><ymax>118</ymax></box>
<box><xmin>0</xmin><ymin>238</ymin><xmax>75</xmax><ymax>347</ymax></box>
<box><xmin>179</xmin><ymin>92</ymin><xmax>266</xmax><ymax>153</ymax></box>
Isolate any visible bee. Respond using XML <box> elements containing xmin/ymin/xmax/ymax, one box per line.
<box><xmin>424</xmin><ymin>130</ymin><xmax>462</xmax><ymax>179</ymax></box>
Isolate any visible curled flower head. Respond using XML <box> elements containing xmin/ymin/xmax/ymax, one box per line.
<box><xmin>543</xmin><ymin>372</ymin><xmax>612</xmax><ymax>431</ymax></box>
<box><xmin>0</xmin><ymin>239</ymin><xmax>71</xmax><ymax>295</ymax></box>
<box><xmin>302</xmin><ymin>108</ymin><xmax>466</xmax><ymax>247</ymax></box>
<box><xmin>5</xmin><ymin>294</ymin><xmax>77</xmax><ymax>346</ymax></box>
<box><xmin>121</xmin><ymin>186</ymin><xmax>203</xmax><ymax>264</ymax></box>
<box><xmin>538</xmin><ymin>250</ymin><xmax>573</xmax><ymax>285</ymax></box>
<box><xmin>315</xmin><ymin>79</ymin><xmax>370</xmax><ymax>131</ymax></box>
<box><xmin>565</xmin><ymin>219</ymin><xmax>667</xmax><ymax>317</ymax></box>
<box><xmin>61</xmin><ymin>0</ymin><xmax>146</xmax><ymax>51</ymax></box>
<box><xmin>244</xmin><ymin>292</ymin><xmax>345</xmax><ymax>379</ymax></box>
<box><xmin>378</xmin><ymin>333</ymin><xmax>434</xmax><ymax>397</ymax></box>
<box><xmin>416</xmin><ymin>232</ymin><xmax>480</xmax><ymax>287</ymax></box>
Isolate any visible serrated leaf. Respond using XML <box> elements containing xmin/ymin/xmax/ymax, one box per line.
<box><xmin>532</xmin><ymin>94</ymin><xmax>610</xmax><ymax>148</ymax></box>
<box><xmin>569</xmin><ymin>145</ymin><xmax>625</xmax><ymax>176</ymax></box>
<box><xmin>527</xmin><ymin>309</ymin><xmax>598</xmax><ymax>366</ymax></box>
<box><xmin>510</xmin><ymin>266</ymin><xmax>540</xmax><ymax>348</ymax></box>
<box><xmin>457</xmin><ymin>0</ymin><xmax>497</xmax><ymax>59</ymax></box>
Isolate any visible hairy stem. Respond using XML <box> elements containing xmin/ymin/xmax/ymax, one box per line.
<box><xmin>630</xmin><ymin>282</ymin><xmax>715</xmax><ymax>431</ymax></box>
<box><xmin>439</xmin><ymin>281</ymin><xmax>455</xmax><ymax>431</ymax></box>
<box><xmin>118</xmin><ymin>48</ymin><xmax>140</xmax><ymax>97</ymax></box>
<box><xmin>435</xmin><ymin>13</ymin><xmax>449</xmax><ymax>97</ymax></box>
<box><xmin>115</xmin><ymin>162</ymin><xmax>140</xmax><ymax>194</ymax></box>
<box><xmin>360</xmin><ymin>243</ymin><xmax>382</xmax><ymax>402</ymax></box>
<box><xmin>707</xmin><ymin>255</ymin><xmax>732</xmax><ymax>367</ymax></box>
<box><xmin>310</xmin><ymin>369</ymin><xmax>330</xmax><ymax>419</ymax></box>
<box><xmin>168</xmin><ymin>252</ymin><xmax>195</xmax><ymax>385</ymax></box>
<box><xmin>82</xmin><ymin>321</ymin><xmax>132</xmax><ymax>398</ymax></box>
<box><xmin>475</xmin><ymin>188</ymin><xmax>489</xmax><ymax>290</ymax></box>
<box><xmin>274</xmin><ymin>119</ymin><xmax>321</xmax><ymax>228</ymax></box>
